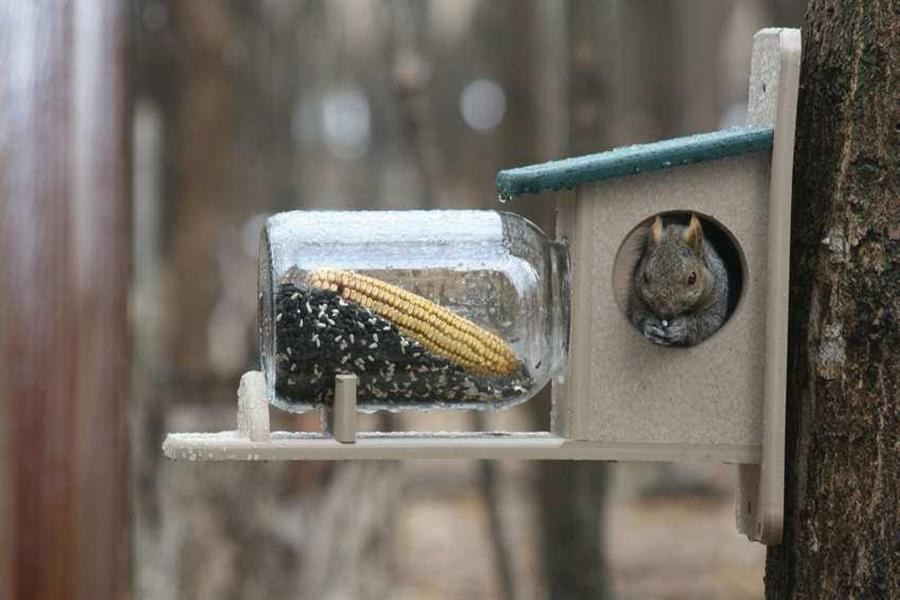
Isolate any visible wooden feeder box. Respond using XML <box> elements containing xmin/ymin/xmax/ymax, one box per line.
<box><xmin>164</xmin><ymin>28</ymin><xmax>801</xmax><ymax>545</ymax></box>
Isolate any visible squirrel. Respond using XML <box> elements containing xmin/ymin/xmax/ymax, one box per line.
<box><xmin>627</xmin><ymin>214</ymin><xmax>729</xmax><ymax>347</ymax></box>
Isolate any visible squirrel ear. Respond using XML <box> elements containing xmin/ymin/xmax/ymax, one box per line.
<box><xmin>649</xmin><ymin>216</ymin><xmax>663</xmax><ymax>245</ymax></box>
<box><xmin>683</xmin><ymin>214</ymin><xmax>704</xmax><ymax>253</ymax></box>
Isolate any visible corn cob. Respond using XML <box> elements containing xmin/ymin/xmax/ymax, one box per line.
<box><xmin>307</xmin><ymin>269</ymin><xmax>518</xmax><ymax>377</ymax></box>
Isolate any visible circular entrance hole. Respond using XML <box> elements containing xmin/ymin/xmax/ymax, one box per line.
<box><xmin>612</xmin><ymin>211</ymin><xmax>745</xmax><ymax>347</ymax></box>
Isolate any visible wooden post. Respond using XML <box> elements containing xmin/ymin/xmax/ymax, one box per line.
<box><xmin>332</xmin><ymin>374</ymin><xmax>358</xmax><ymax>444</ymax></box>
<box><xmin>0</xmin><ymin>3</ymin><xmax>130</xmax><ymax>599</ymax></box>
<box><xmin>237</xmin><ymin>371</ymin><xmax>270</xmax><ymax>442</ymax></box>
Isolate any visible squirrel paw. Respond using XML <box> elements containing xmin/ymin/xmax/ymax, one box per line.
<box><xmin>642</xmin><ymin>319</ymin><xmax>673</xmax><ymax>345</ymax></box>
<box><xmin>642</xmin><ymin>317</ymin><xmax>687</xmax><ymax>346</ymax></box>
<box><xmin>666</xmin><ymin>318</ymin><xmax>688</xmax><ymax>343</ymax></box>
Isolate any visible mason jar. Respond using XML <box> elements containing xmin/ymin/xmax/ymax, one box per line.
<box><xmin>259</xmin><ymin>210</ymin><xmax>569</xmax><ymax>412</ymax></box>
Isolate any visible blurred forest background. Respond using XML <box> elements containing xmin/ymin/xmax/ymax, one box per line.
<box><xmin>132</xmin><ymin>0</ymin><xmax>796</xmax><ymax>598</ymax></box>
<box><xmin>127</xmin><ymin>1</ymin><xmax>806</xmax><ymax>598</ymax></box>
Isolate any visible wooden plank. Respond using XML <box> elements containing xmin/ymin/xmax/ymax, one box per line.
<box><xmin>736</xmin><ymin>27</ymin><xmax>800</xmax><ymax>547</ymax></box>
<box><xmin>163</xmin><ymin>431</ymin><xmax>760</xmax><ymax>464</ymax></box>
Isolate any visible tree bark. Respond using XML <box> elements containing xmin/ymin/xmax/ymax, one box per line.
<box><xmin>766</xmin><ymin>2</ymin><xmax>899</xmax><ymax>597</ymax></box>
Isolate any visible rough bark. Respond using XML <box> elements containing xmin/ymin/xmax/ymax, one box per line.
<box><xmin>765</xmin><ymin>1</ymin><xmax>899</xmax><ymax>597</ymax></box>
<box><xmin>0</xmin><ymin>2</ymin><xmax>130</xmax><ymax>598</ymax></box>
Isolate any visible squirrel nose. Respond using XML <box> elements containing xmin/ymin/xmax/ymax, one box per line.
<box><xmin>658</xmin><ymin>305</ymin><xmax>675</xmax><ymax>320</ymax></box>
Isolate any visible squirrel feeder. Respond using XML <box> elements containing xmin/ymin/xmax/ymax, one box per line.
<box><xmin>163</xmin><ymin>28</ymin><xmax>801</xmax><ymax>546</ymax></box>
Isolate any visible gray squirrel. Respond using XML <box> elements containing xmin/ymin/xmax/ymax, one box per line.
<box><xmin>627</xmin><ymin>214</ymin><xmax>729</xmax><ymax>347</ymax></box>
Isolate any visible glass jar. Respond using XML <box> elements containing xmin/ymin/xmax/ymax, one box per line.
<box><xmin>259</xmin><ymin>210</ymin><xmax>569</xmax><ymax>412</ymax></box>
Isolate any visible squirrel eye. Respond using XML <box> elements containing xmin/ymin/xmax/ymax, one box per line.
<box><xmin>687</xmin><ymin>271</ymin><xmax>697</xmax><ymax>285</ymax></box>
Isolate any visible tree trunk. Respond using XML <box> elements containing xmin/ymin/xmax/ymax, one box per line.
<box><xmin>765</xmin><ymin>2</ymin><xmax>898</xmax><ymax>597</ymax></box>
<box><xmin>0</xmin><ymin>3</ymin><xmax>130</xmax><ymax>599</ymax></box>
<box><xmin>534</xmin><ymin>2</ymin><xmax>612</xmax><ymax>599</ymax></box>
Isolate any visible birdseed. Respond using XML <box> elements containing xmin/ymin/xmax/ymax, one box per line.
<box><xmin>272</xmin><ymin>282</ymin><xmax>533</xmax><ymax>410</ymax></box>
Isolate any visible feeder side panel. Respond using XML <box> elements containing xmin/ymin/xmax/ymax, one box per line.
<box><xmin>557</xmin><ymin>153</ymin><xmax>769</xmax><ymax>455</ymax></box>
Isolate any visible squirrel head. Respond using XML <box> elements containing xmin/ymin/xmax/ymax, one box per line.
<box><xmin>634</xmin><ymin>214</ymin><xmax>715</xmax><ymax>319</ymax></box>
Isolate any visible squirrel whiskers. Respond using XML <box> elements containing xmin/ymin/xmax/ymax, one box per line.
<box><xmin>627</xmin><ymin>214</ymin><xmax>729</xmax><ymax>347</ymax></box>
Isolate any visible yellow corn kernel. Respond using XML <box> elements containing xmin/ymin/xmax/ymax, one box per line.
<box><xmin>307</xmin><ymin>269</ymin><xmax>518</xmax><ymax>377</ymax></box>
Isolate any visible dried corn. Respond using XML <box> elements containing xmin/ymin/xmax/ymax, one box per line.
<box><xmin>307</xmin><ymin>269</ymin><xmax>518</xmax><ymax>376</ymax></box>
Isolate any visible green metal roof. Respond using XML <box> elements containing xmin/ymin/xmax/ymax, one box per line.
<box><xmin>495</xmin><ymin>126</ymin><xmax>774</xmax><ymax>199</ymax></box>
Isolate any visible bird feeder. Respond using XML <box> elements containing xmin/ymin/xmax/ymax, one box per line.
<box><xmin>164</xmin><ymin>28</ymin><xmax>800</xmax><ymax>546</ymax></box>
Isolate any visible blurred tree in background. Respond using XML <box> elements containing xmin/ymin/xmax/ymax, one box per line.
<box><xmin>1</xmin><ymin>3</ymin><xmax>129</xmax><ymax>599</ymax></box>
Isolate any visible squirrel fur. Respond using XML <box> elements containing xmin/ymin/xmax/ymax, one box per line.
<box><xmin>627</xmin><ymin>214</ymin><xmax>729</xmax><ymax>347</ymax></box>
